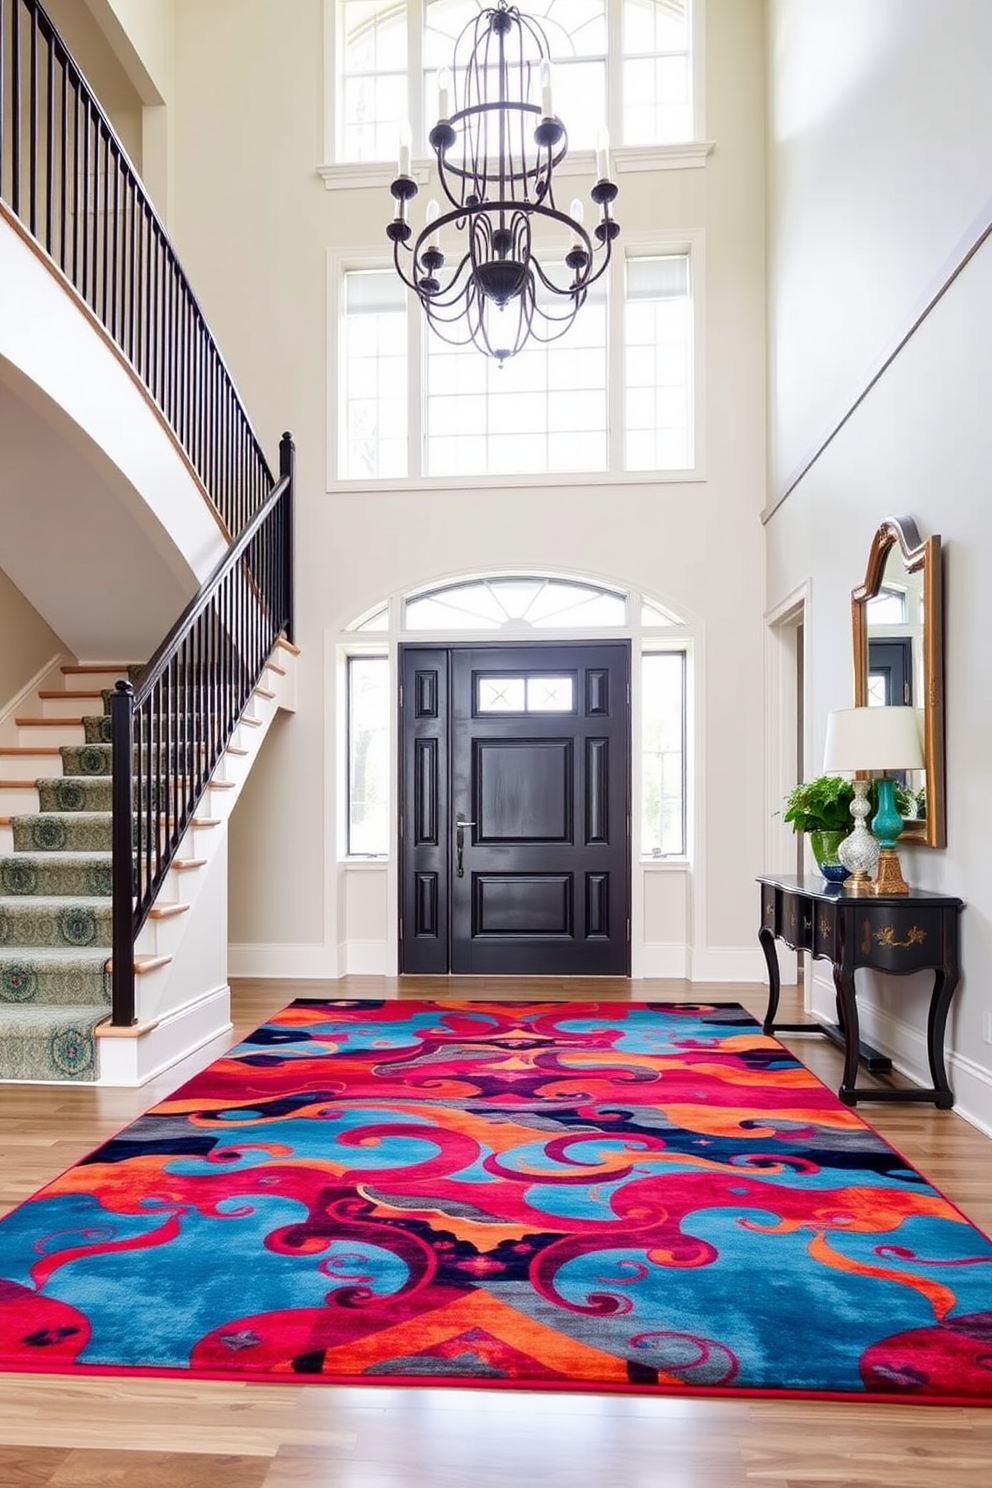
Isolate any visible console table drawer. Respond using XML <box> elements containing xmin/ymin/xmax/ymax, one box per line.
<box><xmin>854</xmin><ymin>906</ymin><xmax>944</xmax><ymax>973</ymax></box>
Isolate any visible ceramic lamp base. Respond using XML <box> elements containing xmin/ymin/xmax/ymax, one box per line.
<box><xmin>837</xmin><ymin>779</ymin><xmax>879</xmax><ymax>884</ymax></box>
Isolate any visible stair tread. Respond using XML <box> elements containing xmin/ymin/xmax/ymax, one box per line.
<box><xmin>0</xmin><ymin>946</ymin><xmax>109</xmax><ymax>962</ymax></box>
<box><xmin>15</xmin><ymin>717</ymin><xmax>86</xmax><ymax>727</ymax></box>
<box><xmin>0</xmin><ymin>747</ymin><xmax>62</xmax><ymax>756</ymax></box>
<box><xmin>0</xmin><ymin>894</ymin><xmax>112</xmax><ymax>907</ymax></box>
<box><xmin>0</xmin><ymin>850</ymin><xmax>112</xmax><ymax>862</ymax></box>
<box><xmin>9</xmin><ymin>811</ymin><xmax>111</xmax><ymax>822</ymax></box>
<box><xmin>105</xmin><ymin>954</ymin><xmax>173</xmax><ymax>974</ymax></box>
<box><xmin>61</xmin><ymin>664</ymin><xmax>134</xmax><ymax>673</ymax></box>
<box><xmin>38</xmin><ymin>690</ymin><xmax>104</xmax><ymax>700</ymax></box>
<box><xmin>0</xmin><ymin>1005</ymin><xmax>109</xmax><ymax>1027</ymax></box>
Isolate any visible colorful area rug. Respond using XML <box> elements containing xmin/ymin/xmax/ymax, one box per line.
<box><xmin>1</xmin><ymin>999</ymin><xmax>992</xmax><ymax>1402</ymax></box>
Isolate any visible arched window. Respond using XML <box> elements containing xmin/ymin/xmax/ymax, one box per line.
<box><xmin>332</xmin><ymin>0</ymin><xmax>697</xmax><ymax>164</ymax></box>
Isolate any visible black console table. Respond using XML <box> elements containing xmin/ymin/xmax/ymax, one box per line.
<box><xmin>757</xmin><ymin>874</ymin><xmax>964</xmax><ymax>1108</ymax></box>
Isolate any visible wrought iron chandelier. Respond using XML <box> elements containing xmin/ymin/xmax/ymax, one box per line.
<box><xmin>387</xmin><ymin>1</ymin><xmax>620</xmax><ymax>364</ymax></box>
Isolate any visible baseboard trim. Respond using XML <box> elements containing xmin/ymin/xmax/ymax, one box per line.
<box><xmin>228</xmin><ymin>942</ymin><xmax>338</xmax><ymax>979</ymax></box>
<box><xmin>640</xmin><ymin>942</ymin><xmax>690</xmax><ymax>978</ymax></box>
<box><xmin>688</xmin><ymin>945</ymin><xmax>768</xmax><ymax>983</ymax></box>
<box><xmin>943</xmin><ymin>1050</ymin><xmax>992</xmax><ymax>1138</ymax></box>
<box><xmin>341</xmin><ymin>939</ymin><xmax>390</xmax><ymax>975</ymax></box>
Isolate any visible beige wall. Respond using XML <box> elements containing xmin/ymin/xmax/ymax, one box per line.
<box><xmin>0</xmin><ymin>568</ymin><xmax>64</xmax><ymax>710</ymax></box>
<box><xmin>766</xmin><ymin>0</ymin><xmax>992</xmax><ymax>1131</ymax></box>
<box><xmin>43</xmin><ymin>0</ymin><xmax>175</xmax><ymax>217</ymax></box>
<box><xmin>169</xmin><ymin>0</ymin><xmax>769</xmax><ymax>978</ymax></box>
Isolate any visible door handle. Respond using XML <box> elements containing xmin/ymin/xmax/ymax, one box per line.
<box><xmin>455</xmin><ymin>816</ymin><xmax>476</xmax><ymax>878</ymax></box>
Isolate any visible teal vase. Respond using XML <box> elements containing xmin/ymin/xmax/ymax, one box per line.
<box><xmin>871</xmin><ymin>776</ymin><xmax>903</xmax><ymax>849</ymax></box>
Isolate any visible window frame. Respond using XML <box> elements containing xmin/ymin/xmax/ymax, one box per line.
<box><xmin>320</xmin><ymin>0</ymin><xmax>710</xmax><ymax>185</ymax></box>
<box><xmin>326</xmin><ymin>229</ymin><xmax>705</xmax><ymax>491</ymax></box>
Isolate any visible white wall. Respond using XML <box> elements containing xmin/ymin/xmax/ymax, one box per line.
<box><xmin>765</xmin><ymin>0</ymin><xmax>992</xmax><ymax>1130</ymax></box>
<box><xmin>165</xmin><ymin>0</ymin><xmax>768</xmax><ymax>980</ymax></box>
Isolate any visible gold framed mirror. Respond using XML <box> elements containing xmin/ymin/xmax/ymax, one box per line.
<box><xmin>851</xmin><ymin>516</ymin><xmax>945</xmax><ymax>847</ymax></box>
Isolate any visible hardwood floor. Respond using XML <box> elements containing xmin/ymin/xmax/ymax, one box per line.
<box><xmin>2</xmin><ymin>975</ymin><xmax>991</xmax><ymax>1487</ymax></box>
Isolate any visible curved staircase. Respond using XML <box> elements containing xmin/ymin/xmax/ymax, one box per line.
<box><xmin>0</xmin><ymin>646</ymin><xmax>296</xmax><ymax>1084</ymax></box>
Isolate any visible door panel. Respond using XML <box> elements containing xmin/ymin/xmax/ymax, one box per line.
<box><xmin>399</xmin><ymin>649</ymin><xmax>450</xmax><ymax>973</ymax></box>
<box><xmin>476</xmin><ymin>739</ymin><xmax>573</xmax><ymax>841</ymax></box>
<box><xmin>399</xmin><ymin>641</ymin><xmax>630</xmax><ymax>975</ymax></box>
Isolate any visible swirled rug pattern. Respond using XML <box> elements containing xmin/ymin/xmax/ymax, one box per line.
<box><xmin>1</xmin><ymin>999</ymin><xmax>992</xmax><ymax>1402</ymax></box>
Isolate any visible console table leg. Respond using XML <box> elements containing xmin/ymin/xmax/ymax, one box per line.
<box><xmin>926</xmin><ymin>969</ymin><xmax>958</xmax><ymax>1109</ymax></box>
<box><xmin>759</xmin><ymin>926</ymin><xmax>780</xmax><ymax>1033</ymax></box>
<box><xmin>834</xmin><ymin>965</ymin><xmax>861</xmax><ymax>1105</ymax></box>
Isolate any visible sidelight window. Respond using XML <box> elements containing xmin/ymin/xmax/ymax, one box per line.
<box><xmin>347</xmin><ymin>655</ymin><xmax>391</xmax><ymax>855</ymax></box>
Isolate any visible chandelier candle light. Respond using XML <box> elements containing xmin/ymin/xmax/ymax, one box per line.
<box><xmin>823</xmin><ymin>706</ymin><xmax>926</xmax><ymax>896</ymax></box>
<box><xmin>387</xmin><ymin>1</ymin><xmax>620</xmax><ymax>363</ymax></box>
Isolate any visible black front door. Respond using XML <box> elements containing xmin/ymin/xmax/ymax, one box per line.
<box><xmin>399</xmin><ymin>641</ymin><xmax>630</xmax><ymax>975</ymax></box>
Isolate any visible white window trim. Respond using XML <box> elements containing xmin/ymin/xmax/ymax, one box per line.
<box><xmin>326</xmin><ymin>228</ymin><xmax>706</xmax><ymax>492</ymax></box>
<box><xmin>316</xmin><ymin>142</ymin><xmax>715</xmax><ymax>191</ymax></box>
<box><xmin>320</xmin><ymin>0</ymin><xmax>710</xmax><ymax>178</ymax></box>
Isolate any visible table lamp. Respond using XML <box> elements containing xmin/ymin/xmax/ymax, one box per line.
<box><xmin>822</xmin><ymin>706</ymin><xmax>925</xmax><ymax>895</ymax></box>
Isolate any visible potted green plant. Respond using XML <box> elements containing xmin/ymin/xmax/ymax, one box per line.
<box><xmin>783</xmin><ymin>776</ymin><xmax>916</xmax><ymax>880</ymax></box>
<box><xmin>783</xmin><ymin>776</ymin><xmax>853</xmax><ymax>879</ymax></box>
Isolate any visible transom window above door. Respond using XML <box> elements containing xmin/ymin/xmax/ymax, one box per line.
<box><xmin>332</xmin><ymin>0</ymin><xmax>697</xmax><ymax>165</ymax></box>
<box><xmin>404</xmin><ymin>576</ymin><xmax>628</xmax><ymax>631</ymax></box>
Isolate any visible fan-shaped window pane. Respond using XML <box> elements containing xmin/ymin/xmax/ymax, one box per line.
<box><xmin>350</xmin><ymin>605</ymin><xmax>390</xmax><ymax>632</ymax></box>
<box><xmin>405</xmin><ymin>577</ymin><xmax>627</xmax><ymax>630</ymax></box>
<box><xmin>338</xmin><ymin>0</ymin><xmax>693</xmax><ymax>162</ymax></box>
<box><xmin>641</xmin><ymin>597</ymin><xmax>684</xmax><ymax>626</ymax></box>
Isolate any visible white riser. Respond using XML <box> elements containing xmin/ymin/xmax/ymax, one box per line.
<box><xmin>0</xmin><ymin>784</ymin><xmax>40</xmax><ymax>814</ymax></box>
<box><xmin>40</xmin><ymin>694</ymin><xmax>106</xmax><ymax>719</ymax></box>
<box><xmin>0</xmin><ymin>751</ymin><xmax>64</xmax><ymax>780</ymax></box>
<box><xmin>17</xmin><ymin>723</ymin><xmax>85</xmax><ymax>747</ymax></box>
<box><xmin>61</xmin><ymin>670</ymin><xmax>132</xmax><ymax>692</ymax></box>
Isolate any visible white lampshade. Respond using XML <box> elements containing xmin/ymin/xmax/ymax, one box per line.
<box><xmin>823</xmin><ymin>706</ymin><xmax>925</xmax><ymax>773</ymax></box>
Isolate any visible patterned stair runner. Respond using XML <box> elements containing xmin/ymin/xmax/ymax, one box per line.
<box><xmin>0</xmin><ymin>679</ymin><xmax>132</xmax><ymax>1081</ymax></box>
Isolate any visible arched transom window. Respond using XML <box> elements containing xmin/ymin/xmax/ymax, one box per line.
<box><xmin>334</xmin><ymin>0</ymin><xmax>696</xmax><ymax>163</ymax></box>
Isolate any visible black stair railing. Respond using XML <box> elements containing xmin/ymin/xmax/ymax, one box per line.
<box><xmin>109</xmin><ymin>434</ymin><xmax>295</xmax><ymax>1027</ymax></box>
<box><xmin>0</xmin><ymin>0</ymin><xmax>272</xmax><ymax>536</ymax></box>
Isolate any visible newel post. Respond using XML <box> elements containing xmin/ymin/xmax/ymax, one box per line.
<box><xmin>110</xmin><ymin>679</ymin><xmax>137</xmax><ymax>1027</ymax></box>
<box><xmin>279</xmin><ymin>430</ymin><xmax>295</xmax><ymax>645</ymax></box>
